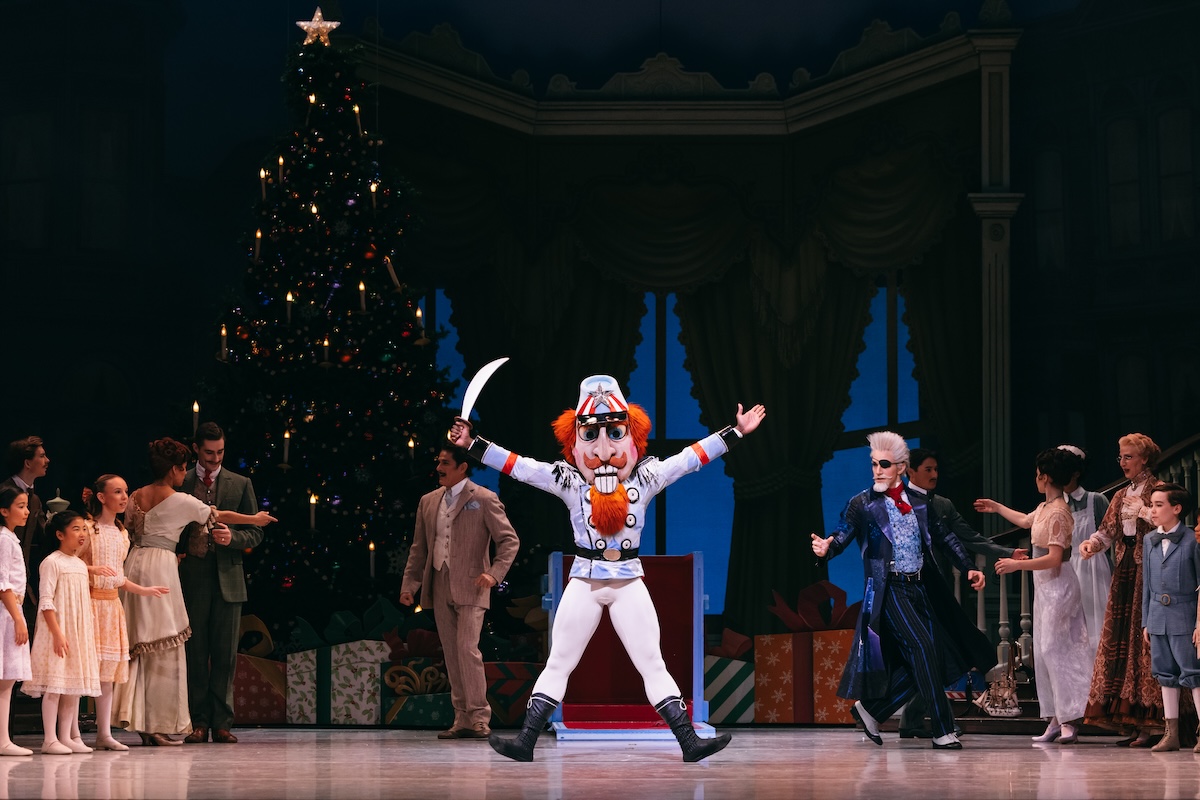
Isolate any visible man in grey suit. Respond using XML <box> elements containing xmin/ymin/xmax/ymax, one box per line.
<box><xmin>400</xmin><ymin>445</ymin><xmax>519</xmax><ymax>740</ymax></box>
<box><xmin>897</xmin><ymin>447</ymin><xmax>1026</xmax><ymax>738</ymax></box>
<box><xmin>1</xmin><ymin>436</ymin><xmax>49</xmax><ymax>610</ymax></box>
<box><xmin>180</xmin><ymin>422</ymin><xmax>264</xmax><ymax>744</ymax></box>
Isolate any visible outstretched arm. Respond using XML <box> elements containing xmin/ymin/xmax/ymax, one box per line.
<box><xmin>973</xmin><ymin>498</ymin><xmax>1034</xmax><ymax>529</ymax></box>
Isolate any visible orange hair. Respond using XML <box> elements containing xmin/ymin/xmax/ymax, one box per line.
<box><xmin>551</xmin><ymin>403</ymin><xmax>652</xmax><ymax>465</ymax></box>
<box><xmin>1118</xmin><ymin>432</ymin><xmax>1161</xmax><ymax>471</ymax></box>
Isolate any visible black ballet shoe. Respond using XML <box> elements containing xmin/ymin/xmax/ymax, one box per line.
<box><xmin>851</xmin><ymin>703</ymin><xmax>882</xmax><ymax>746</ymax></box>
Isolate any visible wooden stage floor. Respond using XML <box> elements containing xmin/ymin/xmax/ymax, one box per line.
<box><xmin>2</xmin><ymin>726</ymin><xmax>1198</xmax><ymax>799</ymax></box>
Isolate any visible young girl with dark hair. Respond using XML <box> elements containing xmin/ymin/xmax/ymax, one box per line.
<box><xmin>977</xmin><ymin>447</ymin><xmax>1094</xmax><ymax>745</ymax></box>
<box><xmin>0</xmin><ymin>488</ymin><xmax>32</xmax><ymax>756</ymax></box>
<box><xmin>22</xmin><ymin>510</ymin><xmax>100</xmax><ymax>754</ymax></box>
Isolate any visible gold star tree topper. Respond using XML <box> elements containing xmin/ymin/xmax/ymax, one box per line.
<box><xmin>297</xmin><ymin>7</ymin><xmax>340</xmax><ymax>46</ymax></box>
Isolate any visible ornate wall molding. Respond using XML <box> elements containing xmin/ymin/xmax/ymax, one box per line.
<box><xmin>545</xmin><ymin>53</ymin><xmax>778</xmax><ymax>99</ymax></box>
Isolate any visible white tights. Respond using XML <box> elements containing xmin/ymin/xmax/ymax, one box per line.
<box><xmin>1160</xmin><ymin>685</ymin><xmax>1200</xmax><ymax>718</ymax></box>
<box><xmin>533</xmin><ymin>577</ymin><xmax>681</xmax><ymax>705</ymax></box>
<box><xmin>41</xmin><ymin>693</ymin><xmax>78</xmax><ymax>747</ymax></box>
<box><xmin>0</xmin><ymin>681</ymin><xmax>13</xmax><ymax>746</ymax></box>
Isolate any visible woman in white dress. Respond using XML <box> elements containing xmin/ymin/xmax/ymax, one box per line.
<box><xmin>112</xmin><ymin>438</ymin><xmax>276</xmax><ymax>746</ymax></box>
<box><xmin>978</xmin><ymin>447</ymin><xmax>1093</xmax><ymax>745</ymax></box>
<box><xmin>1056</xmin><ymin>445</ymin><xmax>1111</xmax><ymax>663</ymax></box>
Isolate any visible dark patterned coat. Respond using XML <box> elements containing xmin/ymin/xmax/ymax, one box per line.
<box><xmin>825</xmin><ymin>487</ymin><xmax>997</xmax><ymax>700</ymax></box>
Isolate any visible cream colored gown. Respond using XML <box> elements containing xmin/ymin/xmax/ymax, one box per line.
<box><xmin>111</xmin><ymin>492</ymin><xmax>212</xmax><ymax>734</ymax></box>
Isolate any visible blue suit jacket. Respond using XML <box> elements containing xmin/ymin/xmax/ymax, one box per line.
<box><xmin>826</xmin><ymin>487</ymin><xmax>995</xmax><ymax>699</ymax></box>
<box><xmin>1142</xmin><ymin>523</ymin><xmax>1200</xmax><ymax>635</ymax></box>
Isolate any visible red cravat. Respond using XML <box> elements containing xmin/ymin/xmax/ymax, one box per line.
<box><xmin>201</xmin><ymin>471</ymin><xmax>214</xmax><ymax>488</ymax></box>
<box><xmin>886</xmin><ymin>485</ymin><xmax>912</xmax><ymax>515</ymax></box>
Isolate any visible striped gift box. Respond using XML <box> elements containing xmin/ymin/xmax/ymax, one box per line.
<box><xmin>704</xmin><ymin>655</ymin><xmax>755</xmax><ymax>724</ymax></box>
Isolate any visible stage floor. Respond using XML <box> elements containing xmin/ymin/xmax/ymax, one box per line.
<box><xmin>1</xmin><ymin>726</ymin><xmax>1197</xmax><ymax>799</ymax></box>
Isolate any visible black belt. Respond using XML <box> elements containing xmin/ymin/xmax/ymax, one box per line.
<box><xmin>576</xmin><ymin>546</ymin><xmax>640</xmax><ymax>562</ymax></box>
<box><xmin>888</xmin><ymin>570</ymin><xmax>922</xmax><ymax>583</ymax></box>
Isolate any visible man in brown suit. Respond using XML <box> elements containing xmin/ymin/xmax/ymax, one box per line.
<box><xmin>400</xmin><ymin>445</ymin><xmax>519</xmax><ymax>739</ymax></box>
<box><xmin>1</xmin><ymin>436</ymin><xmax>49</xmax><ymax>611</ymax></box>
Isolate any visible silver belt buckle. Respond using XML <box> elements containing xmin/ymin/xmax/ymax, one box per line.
<box><xmin>1161</xmin><ymin>593</ymin><xmax>1172</xmax><ymax>606</ymax></box>
<box><xmin>603</xmin><ymin>548</ymin><xmax>622</xmax><ymax>561</ymax></box>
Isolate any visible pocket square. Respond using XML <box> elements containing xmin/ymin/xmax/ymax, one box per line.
<box><xmin>465</xmin><ymin>500</ymin><xmax>481</xmax><ymax>510</ymax></box>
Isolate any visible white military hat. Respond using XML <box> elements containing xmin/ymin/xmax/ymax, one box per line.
<box><xmin>575</xmin><ymin>375</ymin><xmax>629</xmax><ymax>425</ymax></box>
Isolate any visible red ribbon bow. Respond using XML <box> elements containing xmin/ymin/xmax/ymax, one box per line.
<box><xmin>886</xmin><ymin>485</ymin><xmax>912</xmax><ymax>515</ymax></box>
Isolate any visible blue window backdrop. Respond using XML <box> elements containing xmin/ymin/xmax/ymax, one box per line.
<box><xmin>820</xmin><ymin>286</ymin><xmax>920</xmax><ymax>604</ymax></box>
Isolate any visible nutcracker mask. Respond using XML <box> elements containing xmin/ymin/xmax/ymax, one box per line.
<box><xmin>552</xmin><ymin>375</ymin><xmax>651</xmax><ymax>536</ymax></box>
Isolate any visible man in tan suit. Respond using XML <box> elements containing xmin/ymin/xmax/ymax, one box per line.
<box><xmin>400</xmin><ymin>445</ymin><xmax>519</xmax><ymax>739</ymax></box>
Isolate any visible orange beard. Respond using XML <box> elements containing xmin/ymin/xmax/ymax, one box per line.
<box><xmin>590</xmin><ymin>484</ymin><xmax>630</xmax><ymax>536</ymax></box>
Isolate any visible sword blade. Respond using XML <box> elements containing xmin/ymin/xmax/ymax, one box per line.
<box><xmin>459</xmin><ymin>356</ymin><xmax>509</xmax><ymax>423</ymax></box>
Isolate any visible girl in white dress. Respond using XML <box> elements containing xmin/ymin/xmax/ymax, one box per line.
<box><xmin>80</xmin><ymin>475</ymin><xmax>169</xmax><ymax>751</ymax></box>
<box><xmin>0</xmin><ymin>487</ymin><xmax>33</xmax><ymax>757</ymax></box>
<box><xmin>112</xmin><ymin>438</ymin><xmax>276</xmax><ymax>746</ymax></box>
<box><xmin>979</xmin><ymin>447</ymin><xmax>1094</xmax><ymax>745</ymax></box>
<box><xmin>23</xmin><ymin>510</ymin><xmax>101</xmax><ymax>755</ymax></box>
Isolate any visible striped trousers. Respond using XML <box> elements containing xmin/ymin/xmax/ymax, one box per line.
<box><xmin>862</xmin><ymin>578</ymin><xmax>955</xmax><ymax>737</ymax></box>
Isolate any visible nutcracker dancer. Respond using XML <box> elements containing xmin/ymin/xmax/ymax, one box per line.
<box><xmin>449</xmin><ymin>374</ymin><xmax>765</xmax><ymax>762</ymax></box>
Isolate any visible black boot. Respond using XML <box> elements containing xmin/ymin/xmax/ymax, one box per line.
<box><xmin>655</xmin><ymin>696</ymin><xmax>732</xmax><ymax>763</ymax></box>
<box><xmin>488</xmin><ymin>693</ymin><xmax>558</xmax><ymax>762</ymax></box>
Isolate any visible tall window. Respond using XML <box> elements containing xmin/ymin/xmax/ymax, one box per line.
<box><xmin>1157</xmin><ymin>107</ymin><xmax>1194</xmax><ymax>242</ymax></box>
<box><xmin>820</xmin><ymin>280</ymin><xmax>920</xmax><ymax>603</ymax></box>
<box><xmin>1106</xmin><ymin>118</ymin><xmax>1142</xmax><ymax>248</ymax></box>
<box><xmin>628</xmin><ymin>293</ymin><xmax>735</xmax><ymax>614</ymax></box>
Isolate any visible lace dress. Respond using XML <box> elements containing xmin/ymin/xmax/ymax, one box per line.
<box><xmin>111</xmin><ymin>491</ymin><xmax>212</xmax><ymax>734</ymax></box>
<box><xmin>22</xmin><ymin>550</ymin><xmax>100</xmax><ymax>698</ymax></box>
<box><xmin>1030</xmin><ymin>499</ymin><xmax>1093</xmax><ymax>723</ymax></box>
<box><xmin>79</xmin><ymin>521</ymin><xmax>131</xmax><ymax>683</ymax></box>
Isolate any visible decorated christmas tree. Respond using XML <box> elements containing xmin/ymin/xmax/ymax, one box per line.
<box><xmin>198</xmin><ymin>8</ymin><xmax>455</xmax><ymax>640</ymax></box>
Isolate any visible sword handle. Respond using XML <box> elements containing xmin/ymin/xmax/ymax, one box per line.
<box><xmin>446</xmin><ymin>417</ymin><xmax>473</xmax><ymax>444</ymax></box>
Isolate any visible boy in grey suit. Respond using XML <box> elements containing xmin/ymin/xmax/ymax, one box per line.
<box><xmin>180</xmin><ymin>422</ymin><xmax>265</xmax><ymax>744</ymax></box>
<box><xmin>1141</xmin><ymin>482</ymin><xmax>1200</xmax><ymax>752</ymax></box>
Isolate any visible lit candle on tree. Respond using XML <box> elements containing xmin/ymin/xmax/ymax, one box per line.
<box><xmin>353</xmin><ymin>104</ymin><xmax>363</xmax><ymax>137</ymax></box>
<box><xmin>369</xmin><ymin>541</ymin><xmax>375</xmax><ymax>578</ymax></box>
<box><xmin>286</xmin><ymin>292</ymin><xmax>294</xmax><ymax>324</ymax></box>
<box><xmin>358</xmin><ymin>281</ymin><xmax>366</xmax><ymax>312</ymax></box>
<box><xmin>277</xmin><ymin>155</ymin><xmax>284</xmax><ymax>183</ymax></box>
<box><xmin>369</xmin><ymin>182</ymin><xmax>377</xmax><ymax>210</ymax></box>
<box><xmin>254</xmin><ymin>229</ymin><xmax>262</xmax><ymax>263</ymax></box>
<box><xmin>282</xmin><ymin>430</ymin><xmax>290</xmax><ymax>464</ymax></box>
<box><xmin>220</xmin><ymin>324</ymin><xmax>228</xmax><ymax>361</ymax></box>
<box><xmin>259</xmin><ymin>168</ymin><xmax>267</xmax><ymax>200</ymax></box>
<box><xmin>322</xmin><ymin>337</ymin><xmax>330</xmax><ymax>363</ymax></box>
<box><xmin>192</xmin><ymin>401</ymin><xmax>200</xmax><ymax>436</ymax></box>
<box><xmin>384</xmin><ymin>256</ymin><xmax>401</xmax><ymax>290</ymax></box>
<box><xmin>306</xmin><ymin>93</ymin><xmax>316</xmax><ymax>125</ymax></box>
<box><xmin>309</xmin><ymin>493</ymin><xmax>317</xmax><ymax>529</ymax></box>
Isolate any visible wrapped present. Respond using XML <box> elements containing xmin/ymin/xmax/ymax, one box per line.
<box><xmin>945</xmin><ymin>669</ymin><xmax>986</xmax><ymax>700</ymax></box>
<box><xmin>386</xmin><ymin>693</ymin><xmax>454</xmax><ymax>728</ymax></box>
<box><xmin>704</xmin><ymin>655</ymin><xmax>754</xmax><ymax>724</ymax></box>
<box><xmin>330</xmin><ymin>640</ymin><xmax>393</xmax><ymax>724</ymax></box>
<box><xmin>753</xmin><ymin>632</ymin><xmax>810</xmax><ymax>723</ymax></box>
<box><xmin>234</xmin><ymin>654</ymin><xmax>288</xmax><ymax>724</ymax></box>
<box><xmin>485</xmin><ymin>662</ymin><xmax>545</xmax><ymax>727</ymax></box>
<box><xmin>811</xmin><ymin>629</ymin><xmax>855</xmax><ymax>724</ymax></box>
<box><xmin>755</xmin><ymin>580</ymin><xmax>861</xmax><ymax>724</ymax></box>
<box><xmin>706</xmin><ymin>628</ymin><xmax>752</xmax><ymax>660</ymax></box>
<box><xmin>383</xmin><ymin>627</ymin><xmax>444</xmax><ymax>661</ymax></box>
<box><xmin>382</xmin><ymin>657</ymin><xmax>452</xmax><ymax>727</ymax></box>
<box><xmin>286</xmin><ymin>646</ymin><xmax>330</xmax><ymax>724</ymax></box>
